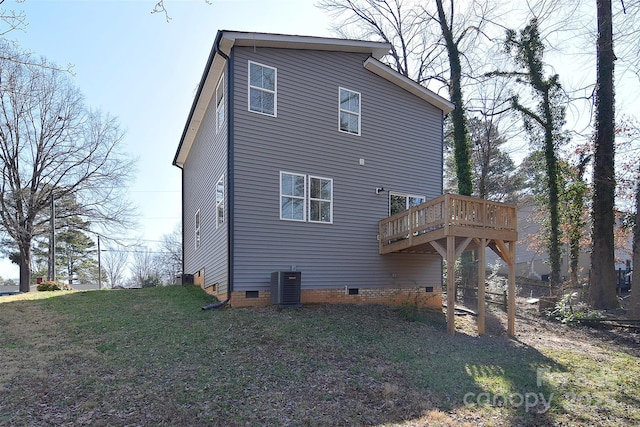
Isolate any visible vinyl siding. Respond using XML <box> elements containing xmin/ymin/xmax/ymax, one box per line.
<box><xmin>182</xmin><ymin>69</ymin><xmax>229</xmax><ymax>294</ymax></box>
<box><xmin>231</xmin><ymin>47</ymin><xmax>443</xmax><ymax>292</ymax></box>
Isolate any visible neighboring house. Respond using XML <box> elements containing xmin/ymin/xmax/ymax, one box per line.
<box><xmin>488</xmin><ymin>197</ymin><xmax>632</xmax><ymax>284</ymax></box>
<box><xmin>173</xmin><ymin>30</ymin><xmax>455</xmax><ymax>308</ymax></box>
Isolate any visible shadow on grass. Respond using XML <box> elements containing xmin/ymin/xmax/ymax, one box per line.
<box><xmin>202</xmin><ymin>303</ymin><xmax>569</xmax><ymax>426</ymax></box>
<box><xmin>390</xmin><ymin>306</ymin><xmax>567</xmax><ymax>426</ymax></box>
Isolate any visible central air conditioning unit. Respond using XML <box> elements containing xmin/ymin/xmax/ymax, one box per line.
<box><xmin>271</xmin><ymin>271</ymin><xmax>302</xmax><ymax>307</ymax></box>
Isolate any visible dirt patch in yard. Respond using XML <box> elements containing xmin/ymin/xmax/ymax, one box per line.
<box><xmin>477</xmin><ymin>296</ymin><xmax>640</xmax><ymax>356</ymax></box>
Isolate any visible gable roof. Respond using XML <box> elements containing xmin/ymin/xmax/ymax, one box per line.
<box><xmin>173</xmin><ymin>30</ymin><xmax>454</xmax><ymax>168</ymax></box>
<box><xmin>363</xmin><ymin>57</ymin><xmax>454</xmax><ymax>113</ymax></box>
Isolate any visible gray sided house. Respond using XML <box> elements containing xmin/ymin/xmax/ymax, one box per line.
<box><xmin>173</xmin><ymin>30</ymin><xmax>454</xmax><ymax>308</ymax></box>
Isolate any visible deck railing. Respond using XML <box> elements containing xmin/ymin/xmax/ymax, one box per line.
<box><xmin>379</xmin><ymin>193</ymin><xmax>517</xmax><ymax>250</ymax></box>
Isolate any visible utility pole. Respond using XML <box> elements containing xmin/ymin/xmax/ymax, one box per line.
<box><xmin>48</xmin><ymin>194</ymin><xmax>56</xmax><ymax>281</ymax></box>
<box><xmin>97</xmin><ymin>235</ymin><xmax>102</xmax><ymax>289</ymax></box>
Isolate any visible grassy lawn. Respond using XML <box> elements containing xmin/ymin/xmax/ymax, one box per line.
<box><xmin>1</xmin><ymin>286</ymin><xmax>638</xmax><ymax>426</ymax></box>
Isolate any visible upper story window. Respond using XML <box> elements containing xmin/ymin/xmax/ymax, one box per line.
<box><xmin>216</xmin><ymin>174</ymin><xmax>225</xmax><ymax>228</ymax></box>
<box><xmin>339</xmin><ymin>87</ymin><xmax>361</xmax><ymax>135</ymax></box>
<box><xmin>249</xmin><ymin>61</ymin><xmax>277</xmax><ymax>116</ymax></box>
<box><xmin>216</xmin><ymin>75</ymin><xmax>225</xmax><ymax>132</ymax></box>
<box><xmin>390</xmin><ymin>192</ymin><xmax>426</xmax><ymax>216</ymax></box>
<box><xmin>195</xmin><ymin>210</ymin><xmax>201</xmax><ymax>249</ymax></box>
<box><xmin>280</xmin><ymin>172</ymin><xmax>333</xmax><ymax>224</ymax></box>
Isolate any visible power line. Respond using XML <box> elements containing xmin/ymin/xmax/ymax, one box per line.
<box><xmin>100</xmin><ymin>249</ymin><xmax>175</xmax><ymax>255</ymax></box>
<box><xmin>129</xmin><ymin>190</ymin><xmax>181</xmax><ymax>193</ymax></box>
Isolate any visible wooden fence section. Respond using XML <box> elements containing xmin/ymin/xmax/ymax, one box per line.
<box><xmin>379</xmin><ymin>193</ymin><xmax>517</xmax><ymax>254</ymax></box>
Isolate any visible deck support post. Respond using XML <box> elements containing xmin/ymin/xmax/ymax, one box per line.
<box><xmin>477</xmin><ymin>238</ymin><xmax>487</xmax><ymax>335</ymax></box>
<box><xmin>446</xmin><ymin>235</ymin><xmax>456</xmax><ymax>335</ymax></box>
<box><xmin>378</xmin><ymin>194</ymin><xmax>518</xmax><ymax>337</ymax></box>
<box><xmin>507</xmin><ymin>240</ymin><xmax>516</xmax><ymax>336</ymax></box>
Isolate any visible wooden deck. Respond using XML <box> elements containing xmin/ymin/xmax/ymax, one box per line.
<box><xmin>379</xmin><ymin>194</ymin><xmax>518</xmax><ymax>336</ymax></box>
<box><xmin>379</xmin><ymin>193</ymin><xmax>517</xmax><ymax>255</ymax></box>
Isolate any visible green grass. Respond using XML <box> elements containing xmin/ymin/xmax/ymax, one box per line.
<box><xmin>0</xmin><ymin>286</ymin><xmax>638</xmax><ymax>426</ymax></box>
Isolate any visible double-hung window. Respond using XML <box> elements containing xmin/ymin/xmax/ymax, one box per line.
<box><xmin>280</xmin><ymin>172</ymin><xmax>333</xmax><ymax>223</ymax></box>
<box><xmin>309</xmin><ymin>176</ymin><xmax>333</xmax><ymax>223</ymax></box>
<box><xmin>216</xmin><ymin>75</ymin><xmax>225</xmax><ymax>132</ymax></box>
<box><xmin>215</xmin><ymin>175</ymin><xmax>225</xmax><ymax>227</ymax></box>
<box><xmin>280</xmin><ymin>172</ymin><xmax>306</xmax><ymax>221</ymax></box>
<box><xmin>339</xmin><ymin>87</ymin><xmax>360</xmax><ymax>135</ymax></box>
<box><xmin>390</xmin><ymin>192</ymin><xmax>426</xmax><ymax>216</ymax></box>
<box><xmin>195</xmin><ymin>210</ymin><xmax>201</xmax><ymax>249</ymax></box>
<box><xmin>249</xmin><ymin>61</ymin><xmax>277</xmax><ymax>116</ymax></box>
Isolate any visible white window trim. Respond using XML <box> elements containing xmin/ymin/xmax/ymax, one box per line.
<box><xmin>338</xmin><ymin>87</ymin><xmax>361</xmax><ymax>136</ymax></box>
<box><xmin>248</xmin><ymin>60</ymin><xmax>277</xmax><ymax>117</ymax></box>
<box><xmin>280</xmin><ymin>171</ymin><xmax>306</xmax><ymax>222</ymax></box>
<box><xmin>195</xmin><ymin>210</ymin><xmax>201</xmax><ymax>249</ymax></box>
<box><xmin>308</xmin><ymin>175</ymin><xmax>333</xmax><ymax>224</ymax></box>
<box><xmin>389</xmin><ymin>192</ymin><xmax>426</xmax><ymax>216</ymax></box>
<box><xmin>280</xmin><ymin>172</ymin><xmax>333</xmax><ymax>224</ymax></box>
<box><xmin>215</xmin><ymin>174</ymin><xmax>225</xmax><ymax>228</ymax></box>
<box><xmin>216</xmin><ymin>75</ymin><xmax>225</xmax><ymax>132</ymax></box>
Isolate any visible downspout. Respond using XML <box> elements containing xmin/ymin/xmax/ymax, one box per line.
<box><xmin>203</xmin><ymin>38</ymin><xmax>233</xmax><ymax>310</ymax></box>
<box><xmin>174</xmin><ymin>130</ymin><xmax>187</xmax><ymax>287</ymax></box>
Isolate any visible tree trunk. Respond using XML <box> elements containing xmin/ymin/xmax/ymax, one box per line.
<box><xmin>629</xmin><ymin>173</ymin><xmax>640</xmax><ymax>318</ymax></box>
<box><xmin>543</xmin><ymin>91</ymin><xmax>562</xmax><ymax>292</ymax></box>
<box><xmin>19</xmin><ymin>248</ymin><xmax>31</xmax><ymax>293</ymax></box>
<box><xmin>435</xmin><ymin>0</ymin><xmax>471</xmax><ymax>197</ymax></box>
<box><xmin>435</xmin><ymin>0</ymin><xmax>473</xmax><ymax>300</ymax></box>
<box><xmin>590</xmin><ymin>0</ymin><xmax>618</xmax><ymax>309</ymax></box>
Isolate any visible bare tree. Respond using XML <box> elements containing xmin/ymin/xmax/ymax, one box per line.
<box><xmin>130</xmin><ymin>247</ymin><xmax>159</xmax><ymax>287</ymax></box>
<box><xmin>0</xmin><ymin>0</ymin><xmax>27</xmax><ymax>36</ymax></box>
<box><xmin>155</xmin><ymin>223</ymin><xmax>181</xmax><ymax>284</ymax></box>
<box><xmin>429</xmin><ymin>0</ymin><xmax>478</xmax><ymax>195</ymax></box>
<box><xmin>320</xmin><ymin>0</ymin><xmax>445</xmax><ymax>85</ymax></box>
<box><xmin>102</xmin><ymin>245</ymin><xmax>129</xmax><ymax>288</ymax></box>
<box><xmin>0</xmin><ymin>42</ymin><xmax>135</xmax><ymax>292</ymax></box>
<box><xmin>611</xmin><ymin>1</ymin><xmax>640</xmax><ymax>86</ymax></box>
<box><xmin>151</xmin><ymin>0</ymin><xmax>213</xmax><ymax>22</ymax></box>
<box><xmin>630</xmin><ymin>170</ymin><xmax>640</xmax><ymax>317</ymax></box>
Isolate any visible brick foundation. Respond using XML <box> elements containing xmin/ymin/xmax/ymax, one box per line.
<box><xmin>206</xmin><ymin>286</ymin><xmax>442</xmax><ymax>309</ymax></box>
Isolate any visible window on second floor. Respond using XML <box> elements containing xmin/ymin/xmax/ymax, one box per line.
<box><xmin>216</xmin><ymin>174</ymin><xmax>225</xmax><ymax>228</ymax></box>
<box><xmin>195</xmin><ymin>210</ymin><xmax>201</xmax><ymax>249</ymax></box>
<box><xmin>339</xmin><ymin>87</ymin><xmax>360</xmax><ymax>135</ymax></box>
<box><xmin>216</xmin><ymin>75</ymin><xmax>225</xmax><ymax>132</ymax></box>
<box><xmin>249</xmin><ymin>61</ymin><xmax>277</xmax><ymax>116</ymax></box>
<box><xmin>389</xmin><ymin>192</ymin><xmax>426</xmax><ymax>216</ymax></box>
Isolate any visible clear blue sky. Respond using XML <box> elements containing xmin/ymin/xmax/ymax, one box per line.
<box><xmin>0</xmin><ymin>0</ymin><xmax>333</xmax><ymax>280</ymax></box>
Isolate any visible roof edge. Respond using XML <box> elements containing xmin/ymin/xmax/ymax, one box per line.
<box><xmin>218</xmin><ymin>30</ymin><xmax>391</xmax><ymax>59</ymax></box>
<box><xmin>363</xmin><ymin>57</ymin><xmax>454</xmax><ymax>114</ymax></box>
<box><xmin>173</xmin><ymin>31</ymin><xmax>225</xmax><ymax>168</ymax></box>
